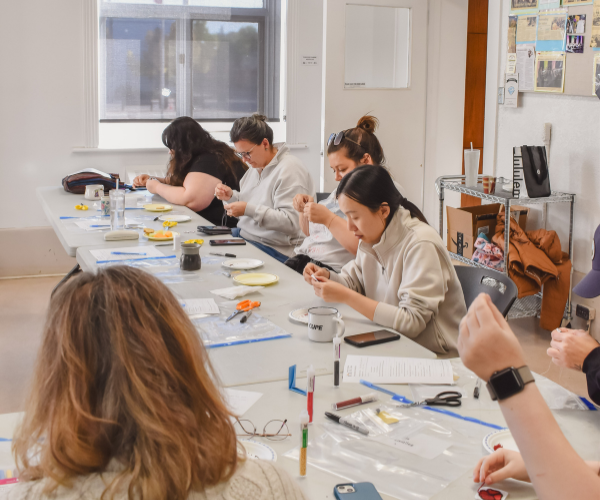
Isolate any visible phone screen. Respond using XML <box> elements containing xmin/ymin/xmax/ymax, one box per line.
<box><xmin>344</xmin><ymin>330</ymin><xmax>400</xmax><ymax>346</ymax></box>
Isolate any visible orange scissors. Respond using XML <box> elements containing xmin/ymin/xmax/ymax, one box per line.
<box><xmin>225</xmin><ymin>300</ymin><xmax>261</xmax><ymax>322</ymax></box>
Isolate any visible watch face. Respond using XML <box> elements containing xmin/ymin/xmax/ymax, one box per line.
<box><xmin>492</xmin><ymin>368</ymin><xmax>523</xmax><ymax>400</ymax></box>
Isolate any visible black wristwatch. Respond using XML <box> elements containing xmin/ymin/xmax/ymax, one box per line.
<box><xmin>486</xmin><ymin>366</ymin><xmax>534</xmax><ymax>401</ymax></box>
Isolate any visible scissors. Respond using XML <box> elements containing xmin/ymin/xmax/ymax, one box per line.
<box><xmin>395</xmin><ymin>391</ymin><xmax>462</xmax><ymax>408</ymax></box>
<box><xmin>225</xmin><ymin>300</ymin><xmax>261</xmax><ymax>322</ymax></box>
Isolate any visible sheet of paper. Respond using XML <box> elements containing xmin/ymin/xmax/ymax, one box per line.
<box><xmin>592</xmin><ymin>1</ymin><xmax>600</xmax><ymax>48</ymax></box>
<box><xmin>508</xmin><ymin>16</ymin><xmax>517</xmax><ymax>53</ymax></box>
<box><xmin>90</xmin><ymin>245</ymin><xmax>164</xmax><ymax>262</ymax></box>
<box><xmin>180</xmin><ymin>298</ymin><xmax>220</xmax><ymax>316</ymax></box>
<box><xmin>223</xmin><ymin>388</ymin><xmax>263</xmax><ymax>417</ymax></box>
<box><xmin>74</xmin><ymin>218</ymin><xmax>140</xmax><ymax>231</ymax></box>
<box><xmin>511</xmin><ymin>0</ymin><xmax>538</xmax><ymax>12</ymax></box>
<box><xmin>517</xmin><ymin>15</ymin><xmax>537</xmax><ymax>43</ymax></box>
<box><xmin>593</xmin><ymin>52</ymin><xmax>600</xmax><ymax>95</ymax></box>
<box><xmin>537</xmin><ymin>12</ymin><xmax>567</xmax><ymax>52</ymax></box>
<box><xmin>517</xmin><ymin>44</ymin><xmax>536</xmax><ymax>90</ymax></box>
<box><xmin>475</xmin><ymin>486</ymin><xmax>509</xmax><ymax>500</ymax></box>
<box><xmin>343</xmin><ymin>355</ymin><xmax>454</xmax><ymax>385</ymax></box>
<box><xmin>505</xmin><ymin>73</ymin><xmax>519</xmax><ymax>107</ymax></box>
<box><xmin>535</xmin><ymin>51</ymin><xmax>565</xmax><ymax>93</ymax></box>
<box><xmin>506</xmin><ymin>53</ymin><xmax>518</xmax><ymax>74</ymax></box>
<box><xmin>372</xmin><ymin>432</ymin><xmax>452</xmax><ymax>460</ymax></box>
<box><xmin>539</xmin><ymin>0</ymin><xmax>561</xmax><ymax>9</ymax></box>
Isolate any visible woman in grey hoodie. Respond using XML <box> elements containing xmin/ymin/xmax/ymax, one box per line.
<box><xmin>304</xmin><ymin>166</ymin><xmax>466</xmax><ymax>356</ymax></box>
<box><xmin>215</xmin><ymin>114</ymin><xmax>315</xmax><ymax>262</ymax></box>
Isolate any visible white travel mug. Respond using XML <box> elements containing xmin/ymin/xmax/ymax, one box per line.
<box><xmin>307</xmin><ymin>307</ymin><xmax>345</xmax><ymax>342</ymax></box>
<box><xmin>464</xmin><ymin>149</ymin><xmax>480</xmax><ymax>188</ymax></box>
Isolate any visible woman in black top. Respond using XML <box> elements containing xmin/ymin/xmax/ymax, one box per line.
<box><xmin>133</xmin><ymin>117</ymin><xmax>247</xmax><ymax>227</ymax></box>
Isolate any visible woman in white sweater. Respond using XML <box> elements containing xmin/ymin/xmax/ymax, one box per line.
<box><xmin>305</xmin><ymin>166</ymin><xmax>466</xmax><ymax>356</ymax></box>
<box><xmin>215</xmin><ymin>114</ymin><xmax>315</xmax><ymax>262</ymax></box>
<box><xmin>4</xmin><ymin>267</ymin><xmax>305</xmax><ymax>500</ymax></box>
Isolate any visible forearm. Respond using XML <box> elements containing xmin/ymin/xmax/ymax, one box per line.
<box><xmin>341</xmin><ymin>288</ymin><xmax>378</xmax><ymax>322</ymax></box>
<box><xmin>328</xmin><ymin>216</ymin><xmax>359</xmax><ymax>255</ymax></box>
<box><xmin>154</xmin><ymin>183</ymin><xmax>187</xmax><ymax>206</ymax></box>
<box><xmin>499</xmin><ymin>383</ymin><xmax>600</xmax><ymax>499</ymax></box>
<box><xmin>247</xmin><ymin>204</ymin><xmax>300</xmax><ymax>235</ymax></box>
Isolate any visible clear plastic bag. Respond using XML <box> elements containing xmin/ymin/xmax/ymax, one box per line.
<box><xmin>284</xmin><ymin>404</ymin><xmax>491</xmax><ymax>500</ymax></box>
<box><xmin>97</xmin><ymin>257</ymin><xmax>204</xmax><ymax>284</ymax></box>
<box><xmin>192</xmin><ymin>301</ymin><xmax>291</xmax><ymax>348</ymax></box>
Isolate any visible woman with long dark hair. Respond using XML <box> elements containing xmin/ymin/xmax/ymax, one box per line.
<box><xmin>133</xmin><ymin>117</ymin><xmax>246</xmax><ymax>227</ymax></box>
<box><xmin>305</xmin><ymin>165</ymin><xmax>466</xmax><ymax>356</ymax></box>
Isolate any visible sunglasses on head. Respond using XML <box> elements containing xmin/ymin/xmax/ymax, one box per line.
<box><xmin>327</xmin><ymin>130</ymin><xmax>362</xmax><ymax>148</ymax></box>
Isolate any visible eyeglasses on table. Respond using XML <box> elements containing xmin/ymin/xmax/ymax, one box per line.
<box><xmin>234</xmin><ymin>418</ymin><xmax>291</xmax><ymax>441</ymax></box>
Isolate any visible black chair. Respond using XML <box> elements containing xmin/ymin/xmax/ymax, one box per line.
<box><xmin>316</xmin><ymin>192</ymin><xmax>331</xmax><ymax>203</ymax></box>
<box><xmin>454</xmin><ymin>265</ymin><xmax>518</xmax><ymax>317</ymax></box>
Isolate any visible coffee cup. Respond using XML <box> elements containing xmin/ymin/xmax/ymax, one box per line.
<box><xmin>85</xmin><ymin>184</ymin><xmax>104</xmax><ymax>200</ymax></box>
<box><xmin>483</xmin><ymin>175</ymin><xmax>496</xmax><ymax>194</ymax></box>
<box><xmin>307</xmin><ymin>307</ymin><xmax>345</xmax><ymax>342</ymax></box>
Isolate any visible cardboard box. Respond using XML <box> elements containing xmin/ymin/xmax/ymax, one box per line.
<box><xmin>447</xmin><ymin>204</ymin><xmax>529</xmax><ymax>258</ymax></box>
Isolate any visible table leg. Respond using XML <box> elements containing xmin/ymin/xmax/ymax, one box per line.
<box><xmin>51</xmin><ymin>264</ymin><xmax>81</xmax><ymax>298</ymax></box>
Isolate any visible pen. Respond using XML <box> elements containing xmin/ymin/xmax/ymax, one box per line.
<box><xmin>240</xmin><ymin>310</ymin><xmax>253</xmax><ymax>324</ymax></box>
<box><xmin>333</xmin><ymin>336</ymin><xmax>341</xmax><ymax>387</ymax></box>
<box><xmin>474</xmin><ymin>378</ymin><xmax>482</xmax><ymax>399</ymax></box>
<box><xmin>332</xmin><ymin>393</ymin><xmax>378</xmax><ymax>411</ymax></box>
<box><xmin>307</xmin><ymin>365</ymin><xmax>315</xmax><ymax>423</ymax></box>
<box><xmin>324</xmin><ymin>412</ymin><xmax>369</xmax><ymax>436</ymax></box>
<box><xmin>299</xmin><ymin>410</ymin><xmax>309</xmax><ymax>477</ymax></box>
<box><xmin>210</xmin><ymin>252</ymin><xmax>237</xmax><ymax>258</ymax></box>
<box><xmin>111</xmin><ymin>251</ymin><xmax>146</xmax><ymax>256</ymax></box>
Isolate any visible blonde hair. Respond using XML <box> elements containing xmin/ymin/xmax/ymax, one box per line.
<box><xmin>13</xmin><ymin>266</ymin><xmax>240</xmax><ymax>500</ymax></box>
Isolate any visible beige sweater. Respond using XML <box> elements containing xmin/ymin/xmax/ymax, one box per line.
<box><xmin>329</xmin><ymin>207</ymin><xmax>466</xmax><ymax>356</ymax></box>
<box><xmin>0</xmin><ymin>460</ymin><xmax>306</xmax><ymax>500</ymax></box>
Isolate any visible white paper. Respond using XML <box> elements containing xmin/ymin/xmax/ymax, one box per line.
<box><xmin>506</xmin><ymin>53</ymin><xmax>517</xmax><ymax>74</ymax></box>
<box><xmin>504</xmin><ymin>73</ymin><xmax>519</xmax><ymax>107</ymax></box>
<box><xmin>343</xmin><ymin>355</ymin><xmax>454</xmax><ymax>385</ymax></box>
<box><xmin>90</xmin><ymin>245</ymin><xmax>164</xmax><ymax>262</ymax></box>
<box><xmin>180</xmin><ymin>298</ymin><xmax>220</xmax><ymax>316</ymax></box>
<box><xmin>210</xmin><ymin>285</ymin><xmax>264</xmax><ymax>300</ymax></box>
<box><xmin>74</xmin><ymin>218</ymin><xmax>141</xmax><ymax>231</ymax></box>
<box><xmin>223</xmin><ymin>388</ymin><xmax>263</xmax><ymax>417</ymax></box>
<box><xmin>516</xmin><ymin>44</ymin><xmax>536</xmax><ymax>91</ymax></box>
<box><xmin>372</xmin><ymin>432</ymin><xmax>452</xmax><ymax>460</ymax></box>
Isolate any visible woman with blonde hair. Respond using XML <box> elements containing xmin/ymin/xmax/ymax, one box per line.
<box><xmin>6</xmin><ymin>266</ymin><xmax>305</xmax><ymax>500</ymax></box>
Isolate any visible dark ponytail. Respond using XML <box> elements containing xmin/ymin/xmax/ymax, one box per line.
<box><xmin>336</xmin><ymin>165</ymin><xmax>428</xmax><ymax>226</ymax></box>
<box><xmin>327</xmin><ymin>115</ymin><xmax>386</xmax><ymax>165</ymax></box>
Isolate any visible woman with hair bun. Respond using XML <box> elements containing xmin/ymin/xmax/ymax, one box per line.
<box><xmin>304</xmin><ymin>165</ymin><xmax>465</xmax><ymax>356</ymax></box>
<box><xmin>286</xmin><ymin>115</ymin><xmax>405</xmax><ymax>274</ymax></box>
<box><xmin>215</xmin><ymin>113</ymin><xmax>315</xmax><ymax>262</ymax></box>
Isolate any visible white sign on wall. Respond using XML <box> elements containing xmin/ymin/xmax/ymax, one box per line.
<box><xmin>302</xmin><ymin>56</ymin><xmax>318</xmax><ymax>66</ymax></box>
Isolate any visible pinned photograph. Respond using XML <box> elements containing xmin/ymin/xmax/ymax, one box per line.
<box><xmin>567</xmin><ymin>35</ymin><xmax>584</xmax><ymax>53</ymax></box>
<box><xmin>535</xmin><ymin>52</ymin><xmax>565</xmax><ymax>93</ymax></box>
<box><xmin>511</xmin><ymin>0</ymin><xmax>538</xmax><ymax>11</ymax></box>
<box><xmin>567</xmin><ymin>14</ymin><xmax>586</xmax><ymax>35</ymax></box>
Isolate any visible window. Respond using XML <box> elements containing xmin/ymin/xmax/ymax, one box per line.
<box><xmin>98</xmin><ymin>0</ymin><xmax>282</xmax><ymax>123</ymax></box>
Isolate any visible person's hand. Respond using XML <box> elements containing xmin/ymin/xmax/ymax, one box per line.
<box><xmin>473</xmin><ymin>449</ymin><xmax>530</xmax><ymax>485</ymax></box>
<box><xmin>133</xmin><ymin>174</ymin><xmax>149</xmax><ymax>187</ymax></box>
<box><xmin>304</xmin><ymin>202</ymin><xmax>335</xmax><ymax>226</ymax></box>
<box><xmin>215</xmin><ymin>183</ymin><xmax>233</xmax><ymax>201</ymax></box>
<box><xmin>303</xmin><ymin>263</ymin><xmax>330</xmax><ymax>284</ymax></box>
<box><xmin>293</xmin><ymin>194</ymin><xmax>313</xmax><ymax>213</ymax></box>
<box><xmin>146</xmin><ymin>178</ymin><xmax>161</xmax><ymax>194</ymax></box>
<box><xmin>458</xmin><ymin>294</ymin><xmax>526</xmax><ymax>381</ymax></box>
<box><xmin>547</xmin><ymin>328</ymin><xmax>599</xmax><ymax>371</ymax></box>
<box><xmin>224</xmin><ymin>201</ymin><xmax>247</xmax><ymax>218</ymax></box>
<box><xmin>312</xmin><ymin>279</ymin><xmax>348</xmax><ymax>303</ymax></box>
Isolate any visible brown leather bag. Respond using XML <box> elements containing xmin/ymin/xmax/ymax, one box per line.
<box><xmin>62</xmin><ymin>169</ymin><xmax>129</xmax><ymax>194</ymax></box>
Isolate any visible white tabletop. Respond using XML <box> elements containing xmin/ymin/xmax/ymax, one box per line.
<box><xmin>36</xmin><ymin>186</ymin><xmax>205</xmax><ymax>257</ymax></box>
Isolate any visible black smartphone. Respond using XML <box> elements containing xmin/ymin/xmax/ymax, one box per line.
<box><xmin>198</xmin><ymin>226</ymin><xmax>231</xmax><ymax>235</ymax></box>
<box><xmin>344</xmin><ymin>330</ymin><xmax>401</xmax><ymax>348</ymax></box>
<box><xmin>209</xmin><ymin>239</ymin><xmax>247</xmax><ymax>246</ymax></box>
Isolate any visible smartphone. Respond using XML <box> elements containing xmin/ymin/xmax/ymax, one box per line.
<box><xmin>334</xmin><ymin>483</ymin><xmax>383</xmax><ymax>500</ymax></box>
<box><xmin>344</xmin><ymin>329</ymin><xmax>401</xmax><ymax>348</ymax></box>
<box><xmin>198</xmin><ymin>226</ymin><xmax>231</xmax><ymax>235</ymax></box>
<box><xmin>209</xmin><ymin>239</ymin><xmax>247</xmax><ymax>246</ymax></box>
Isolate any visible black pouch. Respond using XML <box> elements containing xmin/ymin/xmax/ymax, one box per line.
<box><xmin>521</xmin><ymin>145</ymin><xmax>551</xmax><ymax>198</ymax></box>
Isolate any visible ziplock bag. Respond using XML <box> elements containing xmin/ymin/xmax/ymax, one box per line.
<box><xmin>97</xmin><ymin>257</ymin><xmax>204</xmax><ymax>284</ymax></box>
<box><xmin>284</xmin><ymin>403</ymin><xmax>491</xmax><ymax>500</ymax></box>
<box><xmin>191</xmin><ymin>301</ymin><xmax>291</xmax><ymax>348</ymax></box>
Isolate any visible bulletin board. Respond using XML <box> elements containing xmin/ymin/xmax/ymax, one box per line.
<box><xmin>512</xmin><ymin>3</ymin><xmax>597</xmax><ymax>97</ymax></box>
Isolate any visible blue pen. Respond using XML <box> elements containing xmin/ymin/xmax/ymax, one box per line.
<box><xmin>111</xmin><ymin>251</ymin><xmax>146</xmax><ymax>256</ymax></box>
<box><xmin>90</xmin><ymin>224</ymin><xmax>111</xmax><ymax>228</ymax></box>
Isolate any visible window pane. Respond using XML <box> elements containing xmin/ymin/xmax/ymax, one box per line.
<box><xmin>101</xmin><ymin>18</ymin><xmax>177</xmax><ymax>120</ymax></box>
<box><xmin>101</xmin><ymin>0</ymin><xmax>263</xmax><ymax>7</ymax></box>
<box><xmin>191</xmin><ymin>21</ymin><xmax>259</xmax><ymax>120</ymax></box>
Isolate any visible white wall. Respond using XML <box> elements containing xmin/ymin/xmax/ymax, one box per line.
<box><xmin>0</xmin><ymin>0</ymin><xmax>322</xmax><ymax>230</ymax></box>
<box><xmin>489</xmin><ymin>0</ymin><xmax>600</xmax><ymax>273</ymax></box>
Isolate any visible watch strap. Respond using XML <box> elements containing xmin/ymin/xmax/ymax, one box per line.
<box><xmin>517</xmin><ymin>365</ymin><xmax>534</xmax><ymax>385</ymax></box>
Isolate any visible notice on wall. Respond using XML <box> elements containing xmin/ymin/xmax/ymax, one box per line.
<box><xmin>517</xmin><ymin>15</ymin><xmax>538</xmax><ymax>44</ymax></box>
<box><xmin>302</xmin><ymin>56</ymin><xmax>318</xmax><ymax>66</ymax></box>
<box><xmin>511</xmin><ymin>0</ymin><xmax>538</xmax><ymax>12</ymax></box>
<box><xmin>593</xmin><ymin>52</ymin><xmax>600</xmax><ymax>95</ymax></box>
<box><xmin>505</xmin><ymin>73</ymin><xmax>520</xmax><ymax>107</ymax></box>
<box><xmin>537</xmin><ymin>11</ymin><xmax>567</xmax><ymax>51</ymax></box>
<box><xmin>506</xmin><ymin>53</ymin><xmax>518</xmax><ymax>73</ymax></box>
<box><xmin>535</xmin><ymin>51</ymin><xmax>566</xmax><ymax>93</ymax></box>
<box><xmin>592</xmin><ymin>1</ymin><xmax>600</xmax><ymax>49</ymax></box>
<box><xmin>517</xmin><ymin>44</ymin><xmax>537</xmax><ymax>90</ymax></box>
<box><xmin>508</xmin><ymin>16</ymin><xmax>518</xmax><ymax>53</ymax></box>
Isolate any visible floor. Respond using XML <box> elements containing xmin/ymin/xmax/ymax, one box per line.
<box><xmin>0</xmin><ymin>276</ymin><xmax>590</xmax><ymax>415</ymax></box>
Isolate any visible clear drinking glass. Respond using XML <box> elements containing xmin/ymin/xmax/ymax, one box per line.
<box><xmin>109</xmin><ymin>189</ymin><xmax>125</xmax><ymax>230</ymax></box>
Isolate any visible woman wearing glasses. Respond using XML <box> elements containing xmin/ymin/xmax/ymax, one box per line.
<box><xmin>215</xmin><ymin>114</ymin><xmax>315</xmax><ymax>262</ymax></box>
<box><xmin>8</xmin><ymin>266</ymin><xmax>306</xmax><ymax>500</ymax></box>
<box><xmin>133</xmin><ymin>117</ymin><xmax>246</xmax><ymax>228</ymax></box>
<box><xmin>285</xmin><ymin>115</ymin><xmax>404</xmax><ymax>274</ymax></box>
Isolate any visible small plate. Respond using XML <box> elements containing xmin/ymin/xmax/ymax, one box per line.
<box><xmin>483</xmin><ymin>429</ymin><xmax>518</xmax><ymax>454</ymax></box>
<box><xmin>289</xmin><ymin>308</ymin><xmax>342</xmax><ymax>325</ymax></box>
<box><xmin>146</xmin><ymin>230</ymin><xmax>179</xmax><ymax>241</ymax></box>
<box><xmin>233</xmin><ymin>273</ymin><xmax>279</xmax><ymax>286</ymax></box>
<box><xmin>222</xmin><ymin>258</ymin><xmax>264</xmax><ymax>271</ymax></box>
<box><xmin>239</xmin><ymin>439</ymin><xmax>277</xmax><ymax>461</ymax></box>
<box><xmin>158</xmin><ymin>214</ymin><xmax>191</xmax><ymax>222</ymax></box>
<box><xmin>143</xmin><ymin>203</ymin><xmax>173</xmax><ymax>212</ymax></box>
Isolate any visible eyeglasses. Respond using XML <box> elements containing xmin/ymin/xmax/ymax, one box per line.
<box><xmin>234</xmin><ymin>418</ymin><xmax>291</xmax><ymax>441</ymax></box>
<box><xmin>235</xmin><ymin>144</ymin><xmax>257</xmax><ymax>160</ymax></box>
<box><xmin>327</xmin><ymin>130</ymin><xmax>362</xmax><ymax>148</ymax></box>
